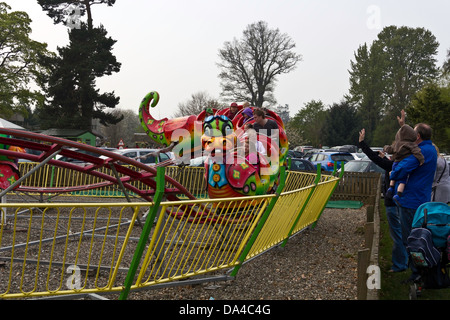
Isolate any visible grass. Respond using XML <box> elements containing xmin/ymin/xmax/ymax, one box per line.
<box><xmin>378</xmin><ymin>204</ymin><xmax>450</xmax><ymax>300</ymax></box>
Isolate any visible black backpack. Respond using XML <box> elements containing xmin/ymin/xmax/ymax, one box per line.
<box><xmin>407</xmin><ymin>227</ymin><xmax>441</xmax><ymax>268</ymax></box>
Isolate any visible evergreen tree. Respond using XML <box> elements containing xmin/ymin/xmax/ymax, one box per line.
<box><xmin>38</xmin><ymin>0</ymin><xmax>116</xmax><ymax>30</ymax></box>
<box><xmin>373</xmin><ymin>26</ymin><xmax>439</xmax><ymax>116</ymax></box>
<box><xmin>407</xmin><ymin>83</ymin><xmax>450</xmax><ymax>152</ymax></box>
<box><xmin>322</xmin><ymin>101</ymin><xmax>359</xmax><ymax>146</ymax></box>
<box><xmin>348</xmin><ymin>26</ymin><xmax>439</xmax><ymax>146</ymax></box>
<box><xmin>37</xmin><ymin>0</ymin><xmax>122</xmax><ymax>130</ymax></box>
<box><xmin>347</xmin><ymin>43</ymin><xmax>384</xmax><ymax>145</ymax></box>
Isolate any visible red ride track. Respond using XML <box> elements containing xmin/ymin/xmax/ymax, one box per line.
<box><xmin>0</xmin><ymin>128</ymin><xmax>197</xmax><ymax>202</ymax></box>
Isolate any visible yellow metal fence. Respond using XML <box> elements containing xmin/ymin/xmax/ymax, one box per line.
<box><xmin>16</xmin><ymin>162</ymin><xmax>208</xmax><ymax>199</ymax></box>
<box><xmin>0</xmin><ymin>165</ymin><xmax>340</xmax><ymax>299</ymax></box>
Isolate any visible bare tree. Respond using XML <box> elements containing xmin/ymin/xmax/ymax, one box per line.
<box><xmin>217</xmin><ymin>21</ymin><xmax>302</xmax><ymax>108</ymax></box>
<box><xmin>174</xmin><ymin>91</ymin><xmax>221</xmax><ymax>117</ymax></box>
<box><xmin>100</xmin><ymin>109</ymin><xmax>139</xmax><ymax>147</ymax></box>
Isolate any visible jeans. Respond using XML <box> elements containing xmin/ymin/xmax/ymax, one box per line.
<box><xmin>398</xmin><ymin>205</ymin><xmax>419</xmax><ymax>277</ymax></box>
<box><xmin>385</xmin><ymin>205</ymin><xmax>408</xmax><ymax>271</ymax></box>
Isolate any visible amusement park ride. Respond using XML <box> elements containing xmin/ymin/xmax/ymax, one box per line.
<box><xmin>0</xmin><ymin>92</ymin><xmax>341</xmax><ymax>300</ymax></box>
<box><xmin>0</xmin><ymin>91</ymin><xmax>289</xmax><ymax>202</ymax></box>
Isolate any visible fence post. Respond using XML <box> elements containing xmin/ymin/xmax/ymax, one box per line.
<box><xmin>119</xmin><ymin>166</ymin><xmax>165</xmax><ymax>300</ymax></box>
<box><xmin>357</xmin><ymin>248</ymin><xmax>370</xmax><ymax>300</ymax></box>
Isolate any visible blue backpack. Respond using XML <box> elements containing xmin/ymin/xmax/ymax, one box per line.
<box><xmin>407</xmin><ymin>227</ymin><xmax>441</xmax><ymax>268</ymax></box>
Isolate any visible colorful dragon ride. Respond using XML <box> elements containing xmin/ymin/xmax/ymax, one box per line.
<box><xmin>139</xmin><ymin>91</ymin><xmax>289</xmax><ymax>200</ymax></box>
<box><xmin>0</xmin><ymin>134</ymin><xmax>25</xmax><ymax>190</ymax></box>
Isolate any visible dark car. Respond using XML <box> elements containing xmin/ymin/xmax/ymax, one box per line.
<box><xmin>341</xmin><ymin>159</ymin><xmax>385</xmax><ymax>176</ymax></box>
<box><xmin>288</xmin><ymin>158</ymin><xmax>315</xmax><ymax>172</ymax></box>
<box><xmin>340</xmin><ymin>159</ymin><xmax>386</xmax><ymax>190</ymax></box>
<box><xmin>287</xmin><ymin>150</ymin><xmax>303</xmax><ymax>159</ymax></box>
<box><xmin>309</xmin><ymin>151</ymin><xmax>354</xmax><ymax>171</ymax></box>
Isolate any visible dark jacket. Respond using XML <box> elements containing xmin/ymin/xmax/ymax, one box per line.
<box><xmin>358</xmin><ymin>140</ymin><xmax>395</xmax><ymax>207</ymax></box>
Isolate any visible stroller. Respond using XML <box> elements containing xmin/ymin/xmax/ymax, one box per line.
<box><xmin>406</xmin><ymin>202</ymin><xmax>450</xmax><ymax>299</ymax></box>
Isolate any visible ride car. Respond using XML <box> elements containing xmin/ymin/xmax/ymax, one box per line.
<box><xmin>309</xmin><ymin>151</ymin><xmax>354</xmax><ymax>171</ymax></box>
<box><xmin>288</xmin><ymin>158</ymin><xmax>315</xmax><ymax>172</ymax></box>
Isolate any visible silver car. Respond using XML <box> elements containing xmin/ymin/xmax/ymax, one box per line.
<box><xmin>105</xmin><ymin>148</ymin><xmax>172</xmax><ymax>165</ymax></box>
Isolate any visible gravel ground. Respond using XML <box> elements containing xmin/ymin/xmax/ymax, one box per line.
<box><xmin>126</xmin><ymin>206</ymin><xmax>367</xmax><ymax>300</ymax></box>
<box><xmin>1</xmin><ymin>195</ymin><xmax>367</xmax><ymax>301</ymax></box>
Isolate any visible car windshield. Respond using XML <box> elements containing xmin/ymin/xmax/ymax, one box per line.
<box><xmin>140</xmin><ymin>151</ymin><xmax>156</xmax><ymax>164</ymax></box>
<box><xmin>291</xmin><ymin>160</ymin><xmax>306</xmax><ymax>170</ymax></box>
<box><xmin>344</xmin><ymin>161</ymin><xmax>370</xmax><ymax>172</ymax></box>
<box><xmin>331</xmin><ymin>154</ymin><xmax>354</xmax><ymax>162</ymax></box>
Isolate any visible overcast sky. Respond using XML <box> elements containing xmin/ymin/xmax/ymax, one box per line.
<box><xmin>9</xmin><ymin>0</ymin><xmax>450</xmax><ymax>119</ymax></box>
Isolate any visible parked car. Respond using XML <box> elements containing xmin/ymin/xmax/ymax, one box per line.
<box><xmin>99</xmin><ymin>147</ymin><xmax>117</xmax><ymax>152</ymax></box>
<box><xmin>101</xmin><ymin>148</ymin><xmax>172</xmax><ymax>165</ymax></box>
<box><xmin>288</xmin><ymin>158</ymin><xmax>315</xmax><ymax>172</ymax></box>
<box><xmin>341</xmin><ymin>159</ymin><xmax>385</xmax><ymax>175</ymax></box>
<box><xmin>309</xmin><ymin>151</ymin><xmax>354</xmax><ymax>171</ymax></box>
<box><xmin>302</xmin><ymin>148</ymin><xmax>324</xmax><ymax>160</ymax></box>
<box><xmin>189</xmin><ymin>155</ymin><xmax>207</xmax><ymax>167</ymax></box>
<box><xmin>352</xmin><ymin>152</ymin><xmax>368</xmax><ymax>160</ymax></box>
<box><xmin>293</xmin><ymin>145</ymin><xmax>313</xmax><ymax>153</ymax></box>
<box><xmin>287</xmin><ymin>150</ymin><xmax>303</xmax><ymax>159</ymax></box>
<box><xmin>56</xmin><ymin>148</ymin><xmax>105</xmax><ymax>164</ymax></box>
<box><xmin>340</xmin><ymin>159</ymin><xmax>386</xmax><ymax>190</ymax></box>
<box><xmin>332</xmin><ymin>145</ymin><xmax>358</xmax><ymax>153</ymax></box>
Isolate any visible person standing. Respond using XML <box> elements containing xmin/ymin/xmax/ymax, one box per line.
<box><xmin>384</xmin><ymin>124</ymin><xmax>424</xmax><ymax>204</ymax></box>
<box><xmin>358</xmin><ymin>128</ymin><xmax>408</xmax><ymax>272</ymax></box>
<box><xmin>389</xmin><ymin>121</ymin><xmax>437</xmax><ymax>281</ymax></box>
<box><xmin>431</xmin><ymin>145</ymin><xmax>450</xmax><ymax>204</ymax></box>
